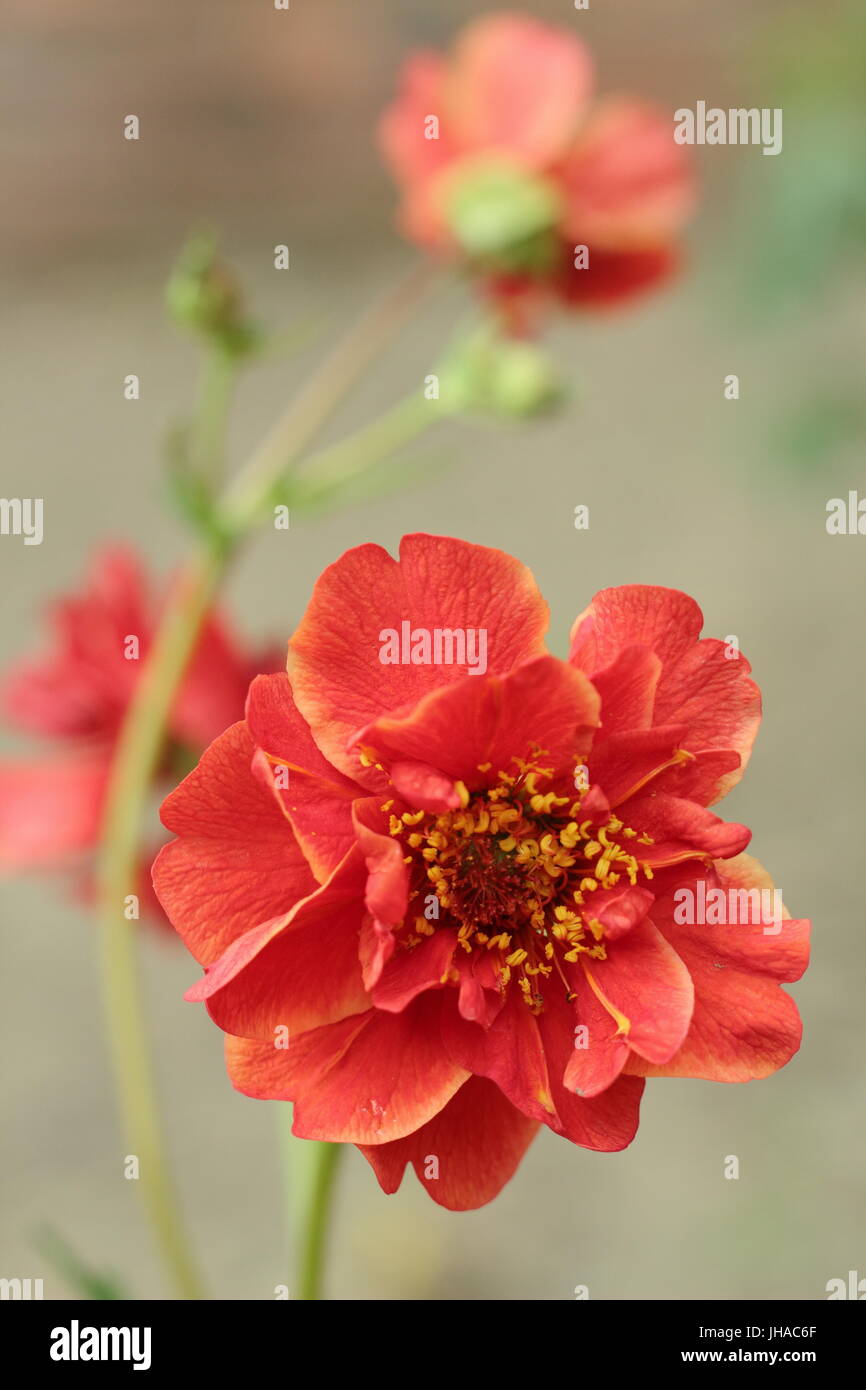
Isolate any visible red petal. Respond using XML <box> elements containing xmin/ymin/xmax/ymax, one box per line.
<box><xmin>371</xmin><ymin>928</ymin><xmax>458</xmax><ymax>1013</ymax></box>
<box><xmin>0</xmin><ymin>753</ymin><xmax>109</xmax><ymax>867</ymax></box>
<box><xmin>354</xmin><ymin>655</ymin><xmax>599</xmax><ymax>788</ymax></box>
<box><xmin>588</xmin><ymin>724</ymin><xmax>690</xmax><ymax>806</ymax></box>
<box><xmin>589</xmin><ymin>725</ymin><xmax>745</xmax><ymax>815</ymax></box>
<box><xmin>591</xmin><ymin>645</ymin><xmax>660</xmax><ymax>734</ymax></box>
<box><xmin>625</xmin><ymin>792</ymin><xmax>752</xmax><ymax>864</ymax></box>
<box><xmin>649</xmin><ymin>749</ymin><xmax>743</xmax><ymax>806</ymax></box>
<box><xmin>359</xmin><ymin>914</ymin><xmax>396</xmax><ymax>991</ymax></box>
<box><xmin>582</xmin><ymin>883</ymin><xmax>654</xmax><ymax>942</ymax></box>
<box><xmin>656</xmin><ymin>856</ymin><xmax>810</xmax><ymax>982</ymax></box>
<box><xmin>562</xmin><ymin>965</ymin><xmax>630</xmax><ymax>1098</ymax></box>
<box><xmin>570</xmin><ymin>586</ymin><xmax>761</xmax><ymax>800</ymax></box>
<box><xmin>3</xmin><ymin>548</ymin><xmax>151</xmax><ymax>740</ymax></box>
<box><xmin>650</xmin><ymin>640</ymin><xmax>762</xmax><ymax>800</ymax></box>
<box><xmin>580</xmin><ymin>919</ymin><xmax>694</xmax><ymax>1065</ymax></box>
<box><xmin>441</xmin><ymin>988</ymin><xmax>558</xmax><ymax>1125</ymax></box>
<box><xmin>628</xmin><ymin>855</ymin><xmax>809</xmax><ymax>1081</ymax></box>
<box><xmin>447</xmin><ymin>15</ymin><xmax>593</xmax><ymax>166</ymax></box>
<box><xmin>183</xmin><ymin>846</ymin><xmax>369</xmax><ymax>1039</ymax></box>
<box><xmin>246</xmin><ymin>672</ymin><xmax>361</xmax><ymax>881</ymax></box>
<box><xmin>226</xmin><ymin>992</ymin><xmax>469</xmax><ymax>1144</ymax></box>
<box><xmin>561</xmin><ymin>98</ymin><xmax>694</xmax><ymax>249</ymax></box>
<box><xmin>359</xmin><ymin>1075</ymin><xmax>539</xmax><ymax>1210</ymax></box>
<box><xmin>572</xmin><ymin>586</ymin><xmax>704</xmax><ymax>667</ymax></box>
<box><xmin>352</xmin><ymin>797</ymin><xmax>410</xmax><ymax>926</ymax></box>
<box><xmin>289</xmin><ymin>533</ymin><xmax>549</xmax><ymax>783</ymax></box>
<box><xmin>557</xmin><ymin>242</ymin><xmax>680</xmax><ymax>308</ymax></box>
<box><xmin>171</xmin><ymin>613</ymin><xmax>260</xmax><ymax>750</ymax></box>
<box><xmin>154</xmin><ymin>721</ymin><xmax>316</xmax><ymax>964</ymax></box>
<box><xmin>389</xmin><ymin>760</ymin><xmax>462</xmax><ymax>812</ymax></box>
<box><xmin>457</xmin><ymin>951</ymin><xmax>505</xmax><ymax>1027</ymax></box>
<box><xmin>536</xmin><ymin>986</ymin><xmax>646</xmax><ymax>1148</ymax></box>
<box><xmin>378</xmin><ymin>53</ymin><xmax>455</xmax><ymax>188</ymax></box>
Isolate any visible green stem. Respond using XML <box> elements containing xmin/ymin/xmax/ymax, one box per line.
<box><xmin>96</xmin><ymin>539</ymin><xmax>227</xmax><ymax>1301</ymax></box>
<box><xmin>294</xmin><ymin>1138</ymin><xmax>343</xmax><ymax>1301</ymax></box>
<box><xmin>189</xmin><ymin>345</ymin><xmax>236</xmax><ymax>484</ymax></box>
<box><xmin>94</xmin><ymin>261</ymin><xmax>436</xmax><ymax>1300</ymax></box>
<box><xmin>221</xmin><ymin>260</ymin><xmax>436</xmax><ymax>531</ymax></box>
<box><xmin>276</xmin><ymin>1107</ymin><xmax>342</xmax><ymax>1300</ymax></box>
<box><xmin>291</xmin><ymin>390</ymin><xmax>444</xmax><ymax>513</ymax></box>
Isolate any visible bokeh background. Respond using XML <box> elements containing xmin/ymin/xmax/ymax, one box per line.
<box><xmin>2</xmin><ymin>0</ymin><xmax>864</xmax><ymax>1300</ymax></box>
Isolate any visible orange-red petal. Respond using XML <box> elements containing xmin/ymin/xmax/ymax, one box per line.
<box><xmin>154</xmin><ymin>721</ymin><xmax>316</xmax><ymax>965</ymax></box>
<box><xmin>183</xmin><ymin>846</ymin><xmax>369</xmax><ymax>1039</ymax></box>
<box><xmin>536</xmin><ymin>986</ymin><xmax>646</xmax><ymax>1148</ymax></box>
<box><xmin>352</xmin><ymin>797</ymin><xmax>410</xmax><ymax>926</ymax></box>
<box><xmin>245</xmin><ymin>672</ymin><xmax>361</xmax><ymax>881</ymax></box>
<box><xmin>371</xmin><ymin>928</ymin><xmax>458</xmax><ymax>1013</ymax></box>
<box><xmin>289</xmin><ymin>533</ymin><xmax>549</xmax><ymax>783</ymax></box>
<box><xmin>226</xmin><ymin>992</ymin><xmax>469</xmax><ymax>1144</ymax></box>
<box><xmin>441</xmin><ymin>988</ymin><xmax>557</xmax><ymax>1126</ymax></box>
<box><xmin>628</xmin><ymin>855</ymin><xmax>809</xmax><ymax>1081</ymax></box>
<box><xmin>354</xmin><ymin>655</ymin><xmax>599</xmax><ymax>788</ymax></box>
<box><xmin>570</xmin><ymin>586</ymin><xmax>761</xmax><ymax>801</ymax></box>
<box><xmin>359</xmin><ymin>1074</ymin><xmax>539</xmax><ymax>1210</ymax></box>
<box><xmin>580</xmin><ymin>920</ymin><xmax>694</xmax><ymax>1065</ymax></box>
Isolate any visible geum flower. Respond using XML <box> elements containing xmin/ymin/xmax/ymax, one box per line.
<box><xmin>0</xmin><ymin>547</ymin><xmax>277</xmax><ymax>921</ymax></box>
<box><xmin>379</xmin><ymin>12</ymin><xmax>694</xmax><ymax>328</ymax></box>
<box><xmin>154</xmin><ymin>536</ymin><xmax>809</xmax><ymax>1210</ymax></box>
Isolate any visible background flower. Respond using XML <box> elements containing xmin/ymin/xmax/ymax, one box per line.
<box><xmin>0</xmin><ymin>547</ymin><xmax>279</xmax><ymax>921</ymax></box>
<box><xmin>379</xmin><ymin>12</ymin><xmax>694</xmax><ymax>326</ymax></box>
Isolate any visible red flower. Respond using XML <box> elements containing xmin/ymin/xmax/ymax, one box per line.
<box><xmin>379</xmin><ymin>13</ymin><xmax>694</xmax><ymax>325</ymax></box>
<box><xmin>154</xmin><ymin>535</ymin><xmax>809</xmax><ymax>1210</ymax></box>
<box><xmin>0</xmin><ymin>547</ymin><xmax>278</xmax><ymax>916</ymax></box>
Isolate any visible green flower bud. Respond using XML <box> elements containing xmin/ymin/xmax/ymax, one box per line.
<box><xmin>166</xmin><ymin>234</ymin><xmax>252</xmax><ymax>350</ymax></box>
<box><xmin>443</xmin><ymin>161</ymin><xmax>562</xmax><ymax>274</ymax></box>
<box><xmin>439</xmin><ymin>330</ymin><xmax>562</xmax><ymax>420</ymax></box>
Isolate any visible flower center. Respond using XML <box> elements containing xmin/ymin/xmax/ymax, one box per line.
<box><xmin>385</xmin><ymin>754</ymin><xmax>655</xmax><ymax>1012</ymax></box>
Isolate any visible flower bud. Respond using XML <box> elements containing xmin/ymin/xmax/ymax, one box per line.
<box><xmin>439</xmin><ymin>330</ymin><xmax>562</xmax><ymax>419</ymax></box>
<box><xmin>166</xmin><ymin>234</ymin><xmax>249</xmax><ymax>347</ymax></box>
<box><xmin>442</xmin><ymin>161</ymin><xmax>562</xmax><ymax>274</ymax></box>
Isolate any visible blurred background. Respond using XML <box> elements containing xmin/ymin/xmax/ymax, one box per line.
<box><xmin>1</xmin><ymin>0</ymin><xmax>864</xmax><ymax>1300</ymax></box>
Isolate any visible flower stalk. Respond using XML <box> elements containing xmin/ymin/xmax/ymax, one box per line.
<box><xmin>96</xmin><ymin>538</ymin><xmax>226</xmax><ymax>1301</ymax></box>
<box><xmin>94</xmin><ymin>262</ymin><xmax>440</xmax><ymax>1299</ymax></box>
<box><xmin>278</xmin><ymin>1109</ymin><xmax>343</xmax><ymax>1301</ymax></box>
